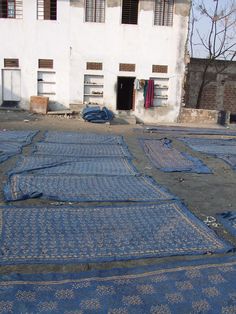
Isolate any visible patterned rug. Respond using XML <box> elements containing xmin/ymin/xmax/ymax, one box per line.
<box><xmin>32</xmin><ymin>142</ymin><xmax>132</xmax><ymax>158</ymax></box>
<box><xmin>143</xmin><ymin>125</ymin><xmax>236</xmax><ymax>136</ymax></box>
<box><xmin>4</xmin><ymin>174</ymin><xmax>175</xmax><ymax>202</ymax></box>
<box><xmin>0</xmin><ymin>142</ymin><xmax>23</xmax><ymax>163</ymax></box>
<box><xmin>140</xmin><ymin>138</ymin><xmax>211</xmax><ymax>173</ymax></box>
<box><xmin>8</xmin><ymin>156</ymin><xmax>139</xmax><ymax>176</ymax></box>
<box><xmin>43</xmin><ymin>131</ymin><xmax>124</xmax><ymax>145</ymax></box>
<box><xmin>179</xmin><ymin>138</ymin><xmax>236</xmax><ymax>155</ymax></box>
<box><xmin>0</xmin><ymin>256</ymin><xmax>236</xmax><ymax>313</ymax></box>
<box><xmin>218</xmin><ymin>212</ymin><xmax>236</xmax><ymax>238</ymax></box>
<box><xmin>217</xmin><ymin>155</ymin><xmax>236</xmax><ymax>170</ymax></box>
<box><xmin>0</xmin><ymin>130</ymin><xmax>38</xmax><ymax>144</ymax></box>
<box><xmin>0</xmin><ymin>131</ymin><xmax>38</xmax><ymax>163</ymax></box>
<box><xmin>0</xmin><ymin>202</ymin><xmax>231</xmax><ymax>265</ymax></box>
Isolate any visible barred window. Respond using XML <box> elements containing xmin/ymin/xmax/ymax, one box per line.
<box><xmin>122</xmin><ymin>0</ymin><xmax>139</xmax><ymax>25</ymax></box>
<box><xmin>0</xmin><ymin>0</ymin><xmax>23</xmax><ymax>19</ymax></box>
<box><xmin>85</xmin><ymin>0</ymin><xmax>105</xmax><ymax>23</ymax></box>
<box><xmin>154</xmin><ymin>0</ymin><xmax>174</xmax><ymax>26</ymax></box>
<box><xmin>37</xmin><ymin>0</ymin><xmax>57</xmax><ymax>20</ymax></box>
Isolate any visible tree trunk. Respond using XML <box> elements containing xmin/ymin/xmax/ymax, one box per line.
<box><xmin>196</xmin><ymin>63</ymin><xmax>210</xmax><ymax>109</ymax></box>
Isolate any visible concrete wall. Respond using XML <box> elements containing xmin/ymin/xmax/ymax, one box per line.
<box><xmin>179</xmin><ymin>108</ymin><xmax>219</xmax><ymax>124</ymax></box>
<box><xmin>185</xmin><ymin>58</ymin><xmax>236</xmax><ymax>114</ymax></box>
<box><xmin>0</xmin><ymin>0</ymin><xmax>190</xmax><ymax>123</ymax></box>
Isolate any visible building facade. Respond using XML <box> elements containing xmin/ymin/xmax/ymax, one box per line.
<box><xmin>0</xmin><ymin>0</ymin><xmax>190</xmax><ymax>123</ymax></box>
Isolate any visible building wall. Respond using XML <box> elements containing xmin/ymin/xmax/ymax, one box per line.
<box><xmin>0</xmin><ymin>0</ymin><xmax>190</xmax><ymax>123</ymax></box>
<box><xmin>0</xmin><ymin>0</ymin><xmax>70</xmax><ymax>109</ymax></box>
<box><xmin>185</xmin><ymin>58</ymin><xmax>236</xmax><ymax>114</ymax></box>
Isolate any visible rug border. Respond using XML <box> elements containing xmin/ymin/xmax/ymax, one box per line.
<box><xmin>0</xmin><ymin>254</ymin><xmax>236</xmax><ymax>283</ymax></box>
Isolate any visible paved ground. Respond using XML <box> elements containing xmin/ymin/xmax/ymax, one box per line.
<box><xmin>0</xmin><ymin>109</ymin><xmax>236</xmax><ymax>275</ymax></box>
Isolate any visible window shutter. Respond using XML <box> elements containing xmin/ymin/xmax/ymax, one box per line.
<box><xmin>154</xmin><ymin>0</ymin><xmax>174</xmax><ymax>26</ymax></box>
<box><xmin>122</xmin><ymin>0</ymin><xmax>139</xmax><ymax>25</ymax></box>
<box><xmin>85</xmin><ymin>0</ymin><xmax>105</xmax><ymax>23</ymax></box>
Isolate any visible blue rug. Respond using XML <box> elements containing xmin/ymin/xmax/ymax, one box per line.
<box><xmin>179</xmin><ymin>138</ymin><xmax>236</xmax><ymax>155</ymax></box>
<box><xmin>218</xmin><ymin>212</ymin><xmax>236</xmax><ymax>238</ymax></box>
<box><xmin>143</xmin><ymin>125</ymin><xmax>236</xmax><ymax>136</ymax></box>
<box><xmin>0</xmin><ymin>142</ymin><xmax>23</xmax><ymax>163</ymax></box>
<box><xmin>0</xmin><ymin>202</ymin><xmax>231</xmax><ymax>265</ymax></box>
<box><xmin>0</xmin><ymin>256</ymin><xmax>236</xmax><ymax>313</ymax></box>
<box><xmin>4</xmin><ymin>174</ymin><xmax>175</xmax><ymax>202</ymax></box>
<box><xmin>0</xmin><ymin>130</ymin><xmax>38</xmax><ymax>143</ymax></box>
<box><xmin>217</xmin><ymin>155</ymin><xmax>236</xmax><ymax>170</ymax></box>
<box><xmin>43</xmin><ymin>131</ymin><xmax>124</xmax><ymax>145</ymax></box>
<box><xmin>140</xmin><ymin>138</ymin><xmax>211</xmax><ymax>173</ymax></box>
<box><xmin>8</xmin><ymin>156</ymin><xmax>139</xmax><ymax>176</ymax></box>
<box><xmin>32</xmin><ymin>142</ymin><xmax>132</xmax><ymax>158</ymax></box>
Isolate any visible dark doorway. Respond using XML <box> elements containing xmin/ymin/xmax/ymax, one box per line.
<box><xmin>117</xmin><ymin>76</ymin><xmax>135</xmax><ymax>110</ymax></box>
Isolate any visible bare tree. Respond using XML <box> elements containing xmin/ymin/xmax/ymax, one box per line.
<box><xmin>189</xmin><ymin>0</ymin><xmax>236</xmax><ymax>109</ymax></box>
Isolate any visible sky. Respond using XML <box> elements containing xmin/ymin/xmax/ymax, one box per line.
<box><xmin>190</xmin><ymin>0</ymin><xmax>236</xmax><ymax>59</ymax></box>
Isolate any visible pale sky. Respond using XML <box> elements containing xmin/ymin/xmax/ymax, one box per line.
<box><xmin>190</xmin><ymin>0</ymin><xmax>236</xmax><ymax>59</ymax></box>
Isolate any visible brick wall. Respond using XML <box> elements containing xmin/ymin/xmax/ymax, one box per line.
<box><xmin>185</xmin><ymin>58</ymin><xmax>236</xmax><ymax>114</ymax></box>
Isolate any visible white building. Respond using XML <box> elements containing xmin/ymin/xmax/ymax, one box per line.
<box><xmin>0</xmin><ymin>0</ymin><xmax>190</xmax><ymax>123</ymax></box>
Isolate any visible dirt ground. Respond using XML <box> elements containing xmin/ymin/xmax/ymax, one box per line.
<box><xmin>0</xmin><ymin>109</ymin><xmax>236</xmax><ymax>275</ymax></box>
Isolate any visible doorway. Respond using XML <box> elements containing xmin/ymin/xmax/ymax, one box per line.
<box><xmin>117</xmin><ymin>76</ymin><xmax>135</xmax><ymax>110</ymax></box>
<box><xmin>2</xmin><ymin>69</ymin><xmax>21</xmax><ymax>106</ymax></box>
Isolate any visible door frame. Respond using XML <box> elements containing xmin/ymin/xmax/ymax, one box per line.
<box><xmin>2</xmin><ymin>69</ymin><xmax>21</xmax><ymax>102</ymax></box>
<box><xmin>116</xmin><ymin>76</ymin><xmax>136</xmax><ymax>111</ymax></box>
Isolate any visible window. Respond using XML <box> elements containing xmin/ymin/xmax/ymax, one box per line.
<box><xmin>122</xmin><ymin>0</ymin><xmax>139</xmax><ymax>25</ymax></box>
<box><xmin>37</xmin><ymin>0</ymin><xmax>57</xmax><ymax>20</ymax></box>
<box><xmin>38</xmin><ymin>59</ymin><xmax>53</xmax><ymax>69</ymax></box>
<box><xmin>154</xmin><ymin>0</ymin><xmax>174</xmax><ymax>26</ymax></box>
<box><xmin>0</xmin><ymin>0</ymin><xmax>23</xmax><ymax>19</ymax></box>
<box><xmin>4</xmin><ymin>58</ymin><xmax>19</xmax><ymax>67</ymax></box>
<box><xmin>85</xmin><ymin>0</ymin><xmax>105</xmax><ymax>23</ymax></box>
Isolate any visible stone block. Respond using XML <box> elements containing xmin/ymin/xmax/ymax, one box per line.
<box><xmin>30</xmin><ymin>96</ymin><xmax>49</xmax><ymax>114</ymax></box>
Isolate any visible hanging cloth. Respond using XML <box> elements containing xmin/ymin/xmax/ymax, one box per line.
<box><xmin>144</xmin><ymin>79</ymin><xmax>154</xmax><ymax>109</ymax></box>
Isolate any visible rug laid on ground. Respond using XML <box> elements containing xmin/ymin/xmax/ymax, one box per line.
<box><xmin>0</xmin><ymin>130</ymin><xmax>38</xmax><ymax>144</ymax></box>
<box><xmin>143</xmin><ymin>125</ymin><xmax>236</xmax><ymax>136</ymax></box>
<box><xmin>32</xmin><ymin>142</ymin><xmax>132</xmax><ymax>158</ymax></box>
<box><xmin>0</xmin><ymin>142</ymin><xmax>23</xmax><ymax>163</ymax></box>
<box><xmin>179</xmin><ymin>138</ymin><xmax>236</xmax><ymax>155</ymax></box>
<box><xmin>218</xmin><ymin>212</ymin><xmax>236</xmax><ymax>238</ymax></box>
<box><xmin>140</xmin><ymin>138</ymin><xmax>211</xmax><ymax>173</ymax></box>
<box><xmin>0</xmin><ymin>130</ymin><xmax>38</xmax><ymax>163</ymax></box>
<box><xmin>8</xmin><ymin>156</ymin><xmax>139</xmax><ymax>176</ymax></box>
<box><xmin>43</xmin><ymin>131</ymin><xmax>124</xmax><ymax>145</ymax></box>
<box><xmin>217</xmin><ymin>155</ymin><xmax>236</xmax><ymax>170</ymax></box>
<box><xmin>0</xmin><ymin>256</ymin><xmax>236</xmax><ymax>313</ymax></box>
<box><xmin>4</xmin><ymin>174</ymin><xmax>175</xmax><ymax>202</ymax></box>
<box><xmin>0</xmin><ymin>202</ymin><xmax>231</xmax><ymax>265</ymax></box>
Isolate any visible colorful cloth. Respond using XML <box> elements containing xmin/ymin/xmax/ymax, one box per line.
<box><xmin>0</xmin><ymin>202</ymin><xmax>231</xmax><ymax>265</ymax></box>
<box><xmin>0</xmin><ymin>256</ymin><xmax>236</xmax><ymax>313</ymax></box>
<box><xmin>140</xmin><ymin>138</ymin><xmax>211</xmax><ymax>173</ymax></box>
<box><xmin>144</xmin><ymin>79</ymin><xmax>154</xmax><ymax>109</ymax></box>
